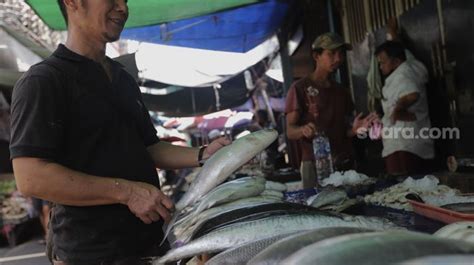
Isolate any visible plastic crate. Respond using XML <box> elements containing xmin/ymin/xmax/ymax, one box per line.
<box><xmin>408</xmin><ymin>199</ymin><xmax>474</xmax><ymax>224</ymax></box>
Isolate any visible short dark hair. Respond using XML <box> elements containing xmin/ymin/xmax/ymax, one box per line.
<box><xmin>311</xmin><ymin>47</ymin><xmax>324</xmax><ymax>56</ymax></box>
<box><xmin>375</xmin><ymin>41</ymin><xmax>406</xmax><ymax>61</ymax></box>
<box><xmin>58</xmin><ymin>0</ymin><xmax>68</xmax><ymax>25</ymax></box>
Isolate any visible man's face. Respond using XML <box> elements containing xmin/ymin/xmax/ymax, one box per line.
<box><xmin>72</xmin><ymin>0</ymin><xmax>128</xmax><ymax>42</ymax></box>
<box><xmin>377</xmin><ymin>51</ymin><xmax>399</xmax><ymax>76</ymax></box>
<box><xmin>313</xmin><ymin>48</ymin><xmax>345</xmax><ymax>73</ymax></box>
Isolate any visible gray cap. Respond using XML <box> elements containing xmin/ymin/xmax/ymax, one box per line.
<box><xmin>311</xmin><ymin>32</ymin><xmax>353</xmax><ymax>51</ymax></box>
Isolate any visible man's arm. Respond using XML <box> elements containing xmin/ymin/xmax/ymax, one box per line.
<box><xmin>12</xmin><ymin>157</ymin><xmax>173</xmax><ymax>224</ymax></box>
<box><xmin>391</xmin><ymin>92</ymin><xmax>419</xmax><ymax>123</ymax></box>
<box><xmin>286</xmin><ymin>111</ymin><xmax>316</xmax><ymax>140</ymax></box>
<box><xmin>146</xmin><ymin>138</ymin><xmax>231</xmax><ymax>169</ymax></box>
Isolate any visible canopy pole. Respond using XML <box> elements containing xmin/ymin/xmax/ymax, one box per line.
<box><xmin>191</xmin><ymin>88</ymin><xmax>197</xmax><ymax>115</ymax></box>
<box><xmin>213</xmin><ymin>84</ymin><xmax>221</xmax><ymax>111</ymax></box>
<box><xmin>260</xmin><ymin>85</ymin><xmax>277</xmax><ymax>128</ymax></box>
<box><xmin>328</xmin><ymin>0</ymin><xmax>341</xmax><ymax>83</ymax></box>
<box><xmin>277</xmin><ymin>30</ymin><xmax>293</xmax><ymax>96</ymax></box>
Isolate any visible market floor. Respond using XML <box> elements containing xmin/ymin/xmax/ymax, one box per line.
<box><xmin>0</xmin><ymin>237</ymin><xmax>49</xmax><ymax>265</ymax></box>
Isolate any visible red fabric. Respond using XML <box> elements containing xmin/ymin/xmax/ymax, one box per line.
<box><xmin>384</xmin><ymin>151</ymin><xmax>428</xmax><ymax>175</ymax></box>
<box><xmin>285</xmin><ymin>77</ymin><xmax>354</xmax><ymax>162</ymax></box>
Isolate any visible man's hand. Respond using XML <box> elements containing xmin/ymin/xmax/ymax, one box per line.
<box><xmin>390</xmin><ymin>108</ymin><xmax>416</xmax><ymax>124</ymax></box>
<box><xmin>390</xmin><ymin>92</ymin><xmax>419</xmax><ymax>124</ymax></box>
<box><xmin>352</xmin><ymin>112</ymin><xmax>378</xmax><ymax>135</ymax></box>
<box><xmin>123</xmin><ymin>181</ymin><xmax>174</xmax><ymax>224</ymax></box>
<box><xmin>301</xmin><ymin>122</ymin><xmax>316</xmax><ymax>138</ymax></box>
<box><xmin>447</xmin><ymin>156</ymin><xmax>458</xmax><ymax>173</ymax></box>
<box><xmin>202</xmin><ymin>137</ymin><xmax>231</xmax><ymax>161</ymax></box>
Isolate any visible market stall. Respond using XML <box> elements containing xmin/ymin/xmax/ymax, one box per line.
<box><xmin>2</xmin><ymin>0</ymin><xmax>473</xmax><ymax>264</ymax></box>
<box><xmin>156</xmin><ymin>129</ymin><xmax>474</xmax><ymax>264</ymax></box>
<box><xmin>0</xmin><ymin>175</ymin><xmax>41</xmax><ymax>247</ymax></box>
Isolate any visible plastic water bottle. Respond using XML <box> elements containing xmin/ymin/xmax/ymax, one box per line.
<box><xmin>312</xmin><ymin>130</ymin><xmax>334</xmax><ymax>185</ymax></box>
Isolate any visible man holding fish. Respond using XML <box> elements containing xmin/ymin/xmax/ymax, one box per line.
<box><xmin>9</xmin><ymin>0</ymin><xmax>229</xmax><ymax>264</ymax></box>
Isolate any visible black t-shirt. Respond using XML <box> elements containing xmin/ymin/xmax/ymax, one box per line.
<box><xmin>10</xmin><ymin>45</ymin><xmax>163</xmax><ymax>264</ymax></box>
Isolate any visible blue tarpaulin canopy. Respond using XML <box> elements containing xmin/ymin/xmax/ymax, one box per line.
<box><xmin>121</xmin><ymin>0</ymin><xmax>289</xmax><ymax>53</ymax></box>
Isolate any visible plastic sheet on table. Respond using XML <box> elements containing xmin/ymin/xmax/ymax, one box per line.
<box><xmin>283</xmin><ymin>188</ymin><xmax>318</xmax><ymax>205</ymax></box>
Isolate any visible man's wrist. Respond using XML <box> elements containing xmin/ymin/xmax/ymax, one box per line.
<box><xmin>197</xmin><ymin>145</ymin><xmax>207</xmax><ymax>167</ymax></box>
<box><xmin>114</xmin><ymin>178</ymin><xmax>131</xmax><ymax>205</ymax></box>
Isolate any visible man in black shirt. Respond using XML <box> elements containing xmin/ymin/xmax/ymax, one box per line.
<box><xmin>9</xmin><ymin>1</ymin><xmax>228</xmax><ymax>264</ymax></box>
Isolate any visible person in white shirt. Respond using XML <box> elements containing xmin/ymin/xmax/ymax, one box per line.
<box><xmin>375</xmin><ymin>41</ymin><xmax>434</xmax><ymax>175</ymax></box>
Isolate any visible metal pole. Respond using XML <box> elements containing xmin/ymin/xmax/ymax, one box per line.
<box><xmin>278</xmin><ymin>30</ymin><xmax>293</xmax><ymax>96</ymax></box>
<box><xmin>436</xmin><ymin>0</ymin><xmax>458</xmax><ymax>153</ymax></box>
<box><xmin>328</xmin><ymin>0</ymin><xmax>336</xmax><ymax>32</ymax></box>
<box><xmin>341</xmin><ymin>0</ymin><xmax>355</xmax><ymax>103</ymax></box>
<box><xmin>260</xmin><ymin>86</ymin><xmax>277</xmax><ymax>128</ymax></box>
<box><xmin>327</xmin><ymin>0</ymin><xmax>342</xmax><ymax>83</ymax></box>
<box><xmin>191</xmin><ymin>88</ymin><xmax>197</xmax><ymax>115</ymax></box>
<box><xmin>436</xmin><ymin>0</ymin><xmax>448</xmax><ymax>64</ymax></box>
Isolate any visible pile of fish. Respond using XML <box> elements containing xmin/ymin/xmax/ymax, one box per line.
<box><xmin>156</xmin><ymin>130</ymin><xmax>405</xmax><ymax>264</ymax></box>
<box><xmin>171</xmin><ymin>176</ymin><xmax>288</xmax><ymax>244</ymax></box>
<box><xmin>163</xmin><ymin>129</ymin><xmax>278</xmax><ymax>241</ymax></box>
<box><xmin>157</xmin><ymin>213</ymin><xmax>398</xmax><ymax>263</ymax></box>
<box><xmin>363</xmin><ymin>175</ymin><xmax>460</xmax><ymax>211</ymax></box>
<box><xmin>155</xmin><ymin>129</ymin><xmax>474</xmax><ymax>264</ymax></box>
<box><xmin>154</xmin><ymin>223</ymin><xmax>474</xmax><ymax>265</ymax></box>
<box><xmin>174</xmin><ymin>129</ymin><xmax>279</xmax><ymax>212</ymax></box>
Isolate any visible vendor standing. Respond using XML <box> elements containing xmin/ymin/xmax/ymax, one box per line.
<box><xmin>9</xmin><ymin>1</ymin><xmax>228</xmax><ymax>264</ymax></box>
<box><xmin>285</xmin><ymin>32</ymin><xmax>377</xmax><ymax>188</ymax></box>
<box><xmin>375</xmin><ymin>41</ymin><xmax>434</xmax><ymax>175</ymax></box>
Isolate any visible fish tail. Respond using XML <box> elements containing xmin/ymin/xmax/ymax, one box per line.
<box><xmin>161</xmin><ymin>210</ymin><xmax>180</xmax><ymax>246</ymax></box>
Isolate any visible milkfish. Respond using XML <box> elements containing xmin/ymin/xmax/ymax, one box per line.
<box><xmin>280</xmin><ymin>231</ymin><xmax>474</xmax><ymax>265</ymax></box>
<box><xmin>205</xmin><ymin>232</ymin><xmax>302</xmax><ymax>265</ymax></box>
<box><xmin>156</xmin><ymin>212</ymin><xmax>398</xmax><ymax>263</ymax></box>
<box><xmin>248</xmin><ymin>227</ymin><xmax>374</xmax><ymax>265</ymax></box>
<box><xmin>306</xmin><ymin>188</ymin><xmax>348</xmax><ymax>209</ymax></box>
<box><xmin>163</xmin><ymin>129</ymin><xmax>278</xmax><ymax>241</ymax></box>
<box><xmin>259</xmin><ymin>189</ymin><xmax>284</xmax><ymax>199</ymax></box>
<box><xmin>189</xmin><ymin>203</ymin><xmax>319</xmax><ymax>242</ymax></box>
<box><xmin>173</xmin><ymin>196</ymin><xmax>282</xmax><ymax>243</ymax></box>
<box><xmin>434</xmin><ymin>221</ymin><xmax>474</xmax><ymax>243</ymax></box>
<box><xmin>396</xmin><ymin>255</ymin><xmax>474</xmax><ymax>265</ymax></box>
<box><xmin>264</xmin><ymin>181</ymin><xmax>287</xmax><ymax>192</ymax></box>
<box><xmin>173</xmin><ymin>176</ymin><xmax>266</xmax><ymax>230</ymax></box>
<box><xmin>176</xmin><ymin>129</ymin><xmax>278</xmax><ymax>211</ymax></box>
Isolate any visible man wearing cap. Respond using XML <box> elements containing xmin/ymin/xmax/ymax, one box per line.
<box><xmin>285</xmin><ymin>32</ymin><xmax>377</xmax><ymax>188</ymax></box>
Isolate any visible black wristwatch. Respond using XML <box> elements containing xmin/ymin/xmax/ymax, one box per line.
<box><xmin>198</xmin><ymin>145</ymin><xmax>207</xmax><ymax>167</ymax></box>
